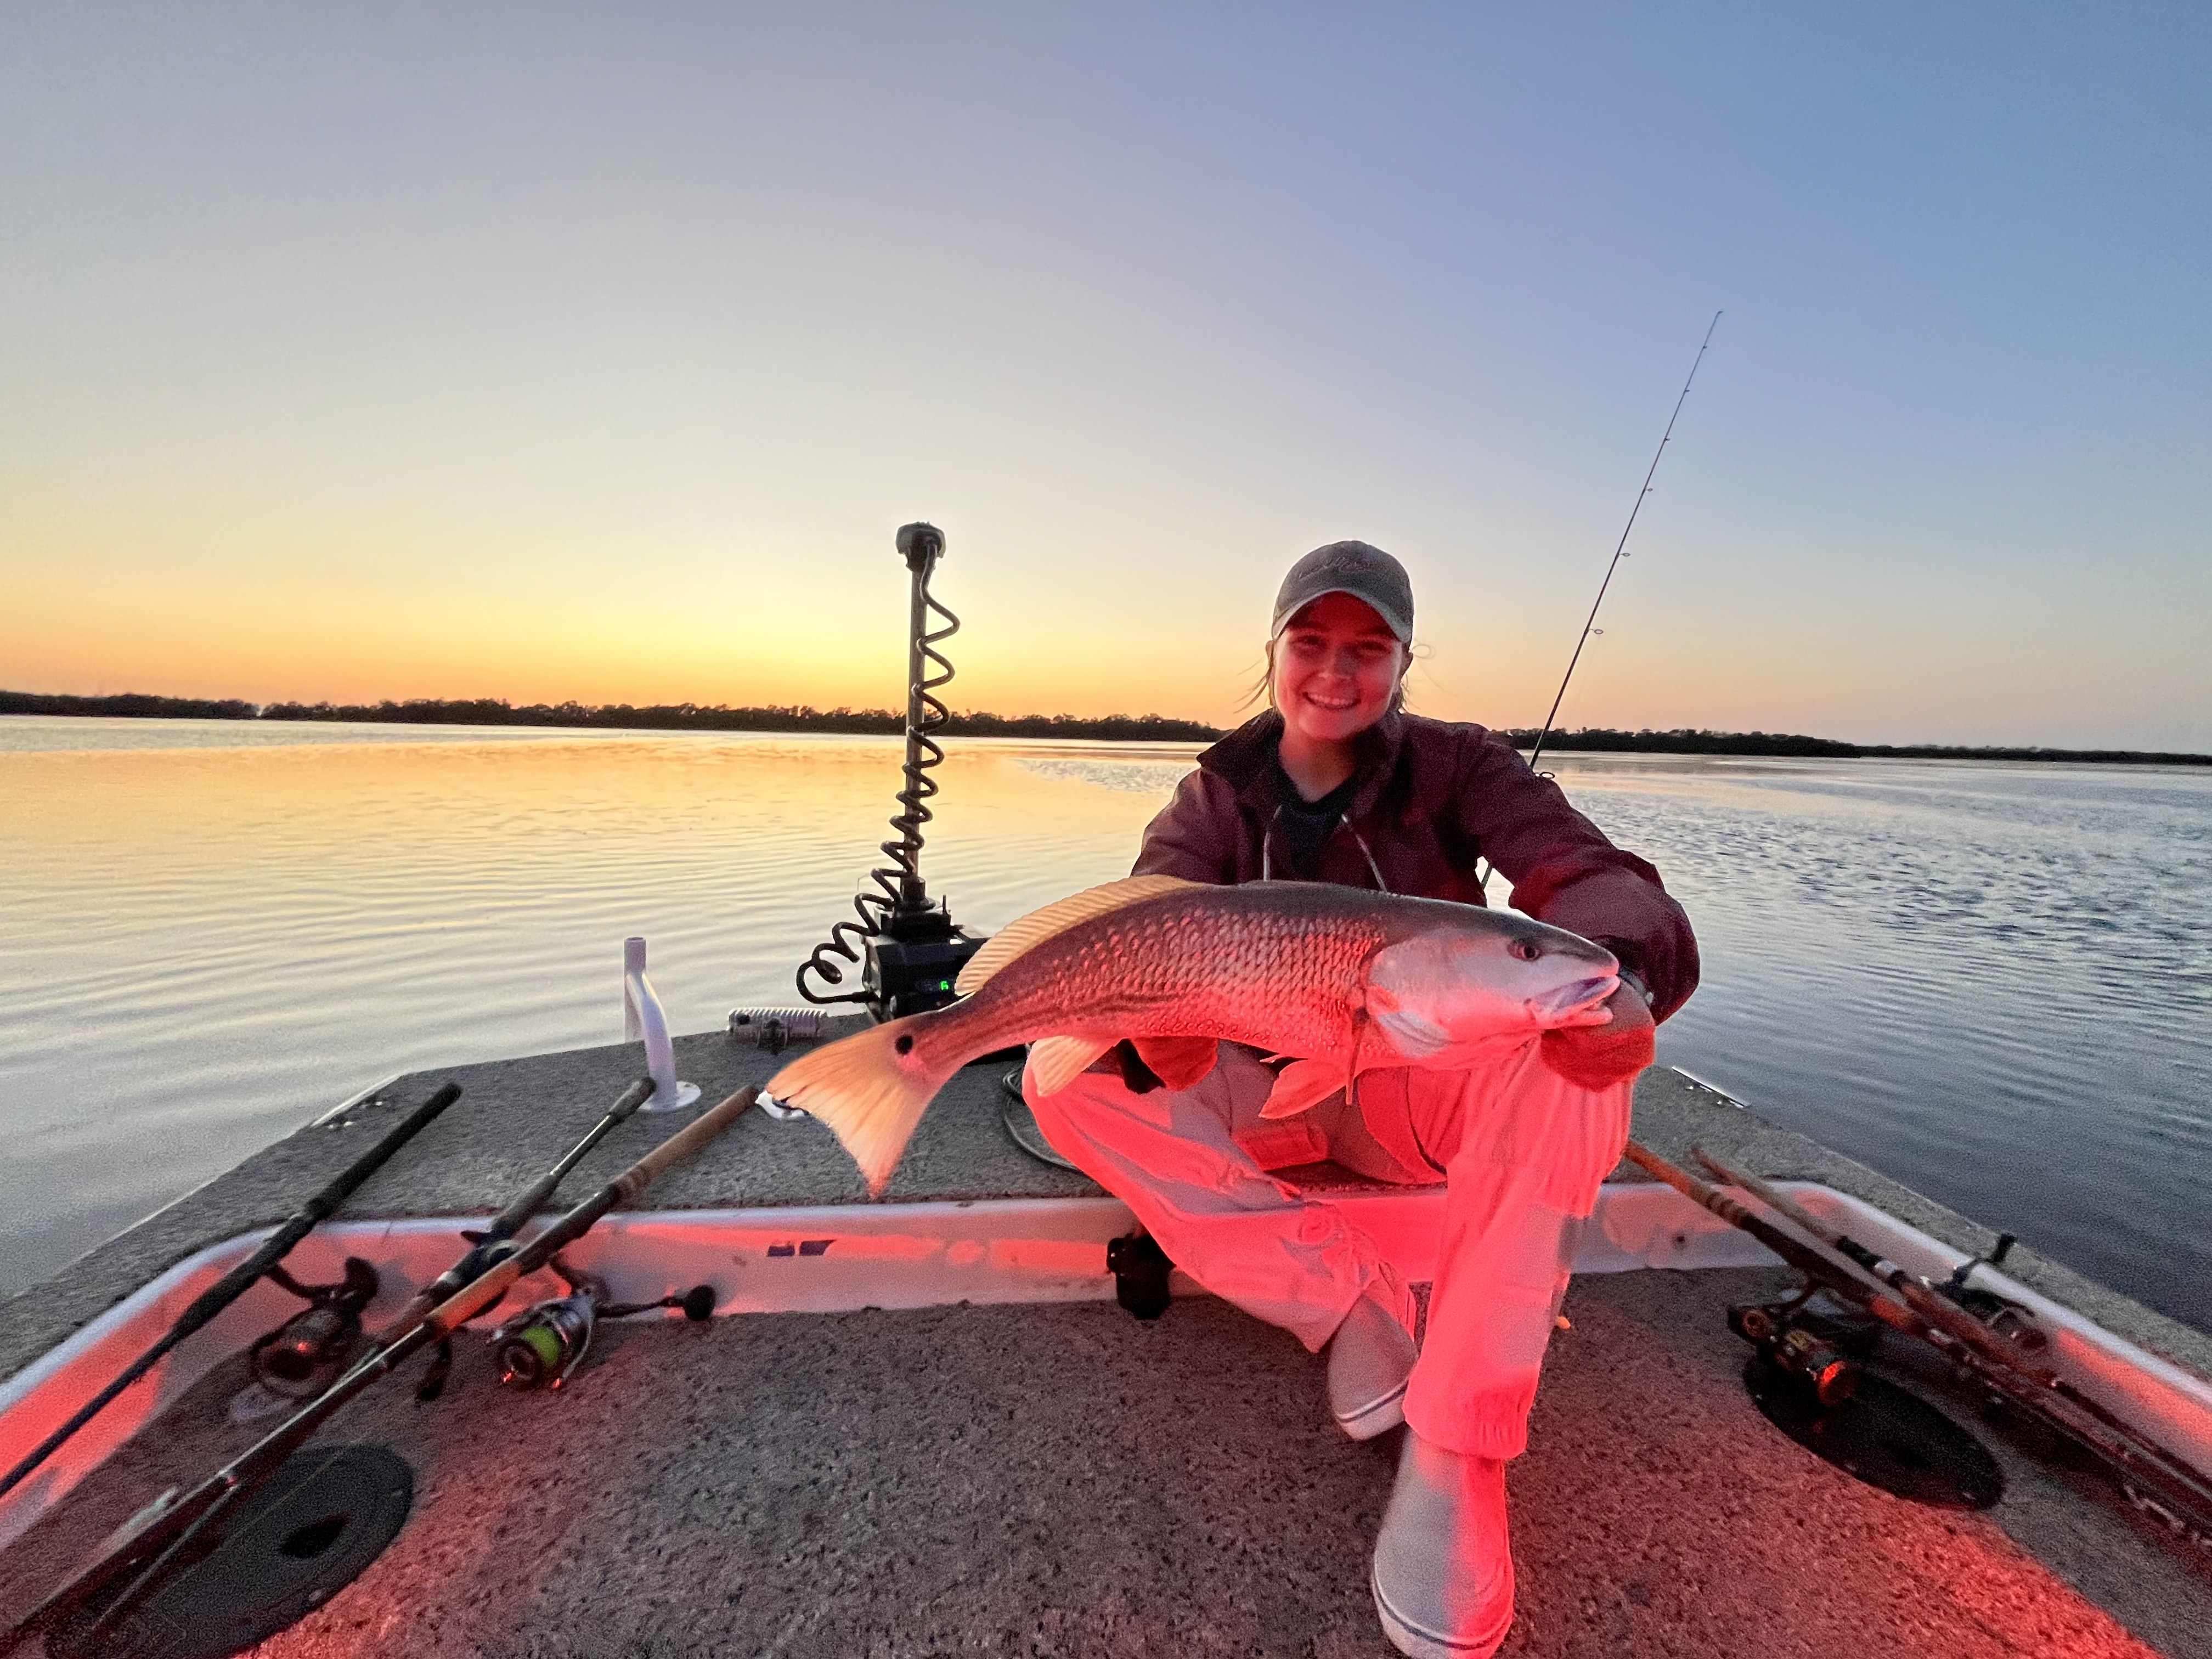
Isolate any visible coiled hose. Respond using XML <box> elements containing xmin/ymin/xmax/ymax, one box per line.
<box><xmin>796</xmin><ymin>522</ymin><xmax>959</xmax><ymax>1004</ymax></box>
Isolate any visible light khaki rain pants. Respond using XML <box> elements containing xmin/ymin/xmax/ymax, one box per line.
<box><xmin>1026</xmin><ymin>1040</ymin><xmax>1633</xmax><ymax>1460</ymax></box>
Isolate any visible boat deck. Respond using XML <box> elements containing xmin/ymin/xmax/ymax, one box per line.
<box><xmin>2</xmin><ymin>1032</ymin><xmax>2209</xmax><ymax>1655</ymax></box>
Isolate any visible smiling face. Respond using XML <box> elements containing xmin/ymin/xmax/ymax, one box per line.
<box><xmin>1271</xmin><ymin>592</ymin><xmax>1409</xmax><ymax>747</ymax></box>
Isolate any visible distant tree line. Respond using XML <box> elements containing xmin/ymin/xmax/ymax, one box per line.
<box><xmin>1500</xmin><ymin>726</ymin><xmax>1855</xmax><ymax>757</ymax></box>
<box><xmin>253</xmin><ymin>698</ymin><xmax>1226</xmax><ymax>743</ymax></box>
<box><xmin>0</xmin><ymin>689</ymin><xmax>1220</xmax><ymax>744</ymax></box>
<box><xmin>0</xmin><ymin>689</ymin><xmax>258</xmax><ymax>721</ymax></box>
<box><xmin>1504</xmin><ymin>726</ymin><xmax>2212</xmax><ymax>766</ymax></box>
<box><xmin>4</xmin><ymin>689</ymin><xmax>2205</xmax><ymax>764</ymax></box>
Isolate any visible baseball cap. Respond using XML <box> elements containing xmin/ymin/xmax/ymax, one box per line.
<box><xmin>1270</xmin><ymin>541</ymin><xmax>1414</xmax><ymax>644</ymax></box>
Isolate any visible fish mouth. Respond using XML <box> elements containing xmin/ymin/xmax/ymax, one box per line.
<box><xmin>1531</xmin><ymin>974</ymin><xmax>1620</xmax><ymax>1024</ymax></box>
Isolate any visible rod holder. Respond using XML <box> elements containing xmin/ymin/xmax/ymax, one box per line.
<box><xmin>623</xmin><ymin>938</ymin><xmax>700</xmax><ymax>1114</ymax></box>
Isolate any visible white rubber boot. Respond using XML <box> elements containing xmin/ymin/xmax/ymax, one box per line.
<box><xmin>1326</xmin><ymin>1287</ymin><xmax>1418</xmax><ymax>1440</ymax></box>
<box><xmin>1370</xmin><ymin>1432</ymin><xmax>1515</xmax><ymax>1658</ymax></box>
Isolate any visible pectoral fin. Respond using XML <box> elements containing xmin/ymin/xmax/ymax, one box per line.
<box><xmin>1258</xmin><ymin>1058</ymin><xmax>1348</xmax><ymax>1121</ymax></box>
<box><xmin>1026</xmin><ymin>1036</ymin><xmax>1116</xmax><ymax>1098</ymax></box>
<box><xmin>1131</xmin><ymin>1035</ymin><xmax>1220</xmax><ymax>1092</ymax></box>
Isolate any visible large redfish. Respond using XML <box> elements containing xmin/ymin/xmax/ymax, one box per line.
<box><xmin>766</xmin><ymin>876</ymin><xmax>1622</xmax><ymax>1194</ymax></box>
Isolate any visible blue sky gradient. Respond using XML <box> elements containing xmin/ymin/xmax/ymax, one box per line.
<box><xmin>3</xmin><ymin>5</ymin><xmax>2205</xmax><ymax>746</ymax></box>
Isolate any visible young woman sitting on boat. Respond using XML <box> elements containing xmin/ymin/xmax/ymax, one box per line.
<box><xmin>1022</xmin><ymin>540</ymin><xmax>1699</xmax><ymax>1659</ymax></box>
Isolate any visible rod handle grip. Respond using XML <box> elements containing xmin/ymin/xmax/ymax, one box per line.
<box><xmin>424</xmin><ymin>1086</ymin><xmax>760</xmax><ymax>1338</ymax></box>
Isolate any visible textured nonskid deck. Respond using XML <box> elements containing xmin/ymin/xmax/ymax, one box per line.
<box><xmin>2</xmin><ymin>1267</ymin><xmax>2205</xmax><ymax>1657</ymax></box>
<box><xmin>4</xmin><ymin>1033</ymin><xmax>2209</xmax><ymax>1656</ymax></box>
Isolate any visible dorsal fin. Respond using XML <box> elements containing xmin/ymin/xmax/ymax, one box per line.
<box><xmin>956</xmin><ymin>875</ymin><xmax>1199</xmax><ymax>994</ymax></box>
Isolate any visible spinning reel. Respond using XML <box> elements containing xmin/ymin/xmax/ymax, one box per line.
<box><xmin>247</xmin><ymin>1259</ymin><xmax>381</xmax><ymax>1400</ymax></box>
<box><xmin>1728</xmin><ymin>1287</ymin><xmax>1874</xmax><ymax>1408</ymax></box>
<box><xmin>488</xmin><ymin>1258</ymin><xmax>716</xmax><ymax>1391</ymax></box>
<box><xmin>1728</xmin><ymin>1285</ymin><xmax>2004</xmax><ymax>1511</ymax></box>
<box><xmin>1932</xmin><ymin>1231</ymin><xmax>2050</xmax><ymax>1357</ymax></box>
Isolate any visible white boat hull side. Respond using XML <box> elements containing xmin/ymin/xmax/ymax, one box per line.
<box><xmin>3</xmin><ymin>1184</ymin><xmax>2206</xmax><ymax>1548</ymax></box>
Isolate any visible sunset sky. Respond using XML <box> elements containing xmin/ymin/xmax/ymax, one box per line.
<box><xmin>2</xmin><ymin>6</ymin><xmax>2205</xmax><ymax>748</ymax></box>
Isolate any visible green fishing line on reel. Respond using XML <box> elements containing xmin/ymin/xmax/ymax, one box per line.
<box><xmin>489</xmin><ymin>1262</ymin><xmax>717</xmax><ymax>1392</ymax></box>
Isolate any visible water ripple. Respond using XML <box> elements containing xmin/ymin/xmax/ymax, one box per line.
<box><xmin>1</xmin><ymin>723</ymin><xmax>2205</xmax><ymax>1331</ymax></box>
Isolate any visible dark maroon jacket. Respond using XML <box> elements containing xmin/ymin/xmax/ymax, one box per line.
<box><xmin>1132</xmin><ymin>709</ymin><xmax>1700</xmax><ymax>1021</ymax></box>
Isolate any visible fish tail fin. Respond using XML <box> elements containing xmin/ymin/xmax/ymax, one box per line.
<box><xmin>766</xmin><ymin>1017</ymin><xmax>949</xmax><ymax>1195</ymax></box>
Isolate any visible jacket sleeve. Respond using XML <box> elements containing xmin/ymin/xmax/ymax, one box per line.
<box><xmin>1453</xmin><ymin>732</ymin><xmax>1701</xmax><ymax>1022</ymax></box>
<box><xmin>1132</xmin><ymin>768</ymin><xmax>1242</xmax><ymax>884</ymax></box>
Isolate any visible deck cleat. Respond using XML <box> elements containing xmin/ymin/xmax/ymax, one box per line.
<box><xmin>1106</xmin><ymin>1231</ymin><xmax>1175</xmax><ymax>1321</ymax></box>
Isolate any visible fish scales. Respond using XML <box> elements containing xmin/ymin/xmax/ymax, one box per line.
<box><xmin>765</xmin><ymin>876</ymin><xmax>1623</xmax><ymax>1194</ymax></box>
<box><xmin>915</xmin><ymin>888</ymin><xmax>1391</xmax><ymax>1065</ymax></box>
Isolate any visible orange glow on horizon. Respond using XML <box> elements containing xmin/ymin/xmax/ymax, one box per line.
<box><xmin>7</xmin><ymin>496</ymin><xmax>2203</xmax><ymax>751</ymax></box>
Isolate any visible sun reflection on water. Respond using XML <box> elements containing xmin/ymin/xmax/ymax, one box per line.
<box><xmin>2</xmin><ymin>719</ymin><xmax>2206</xmax><ymax>1334</ymax></box>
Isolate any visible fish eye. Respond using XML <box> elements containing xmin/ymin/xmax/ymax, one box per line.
<box><xmin>1509</xmin><ymin>939</ymin><xmax>1540</xmax><ymax>963</ymax></box>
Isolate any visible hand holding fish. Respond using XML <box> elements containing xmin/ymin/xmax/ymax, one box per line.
<box><xmin>1537</xmin><ymin>979</ymin><xmax>1655</xmax><ymax>1089</ymax></box>
<box><xmin>766</xmin><ymin>876</ymin><xmax>1625</xmax><ymax>1194</ymax></box>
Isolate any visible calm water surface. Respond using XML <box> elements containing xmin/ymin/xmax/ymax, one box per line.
<box><xmin>3</xmin><ymin>717</ymin><xmax>2207</xmax><ymax>1331</ymax></box>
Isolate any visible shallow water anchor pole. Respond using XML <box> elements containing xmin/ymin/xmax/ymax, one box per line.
<box><xmin>623</xmin><ymin>938</ymin><xmax>700</xmax><ymax>1113</ymax></box>
<box><xmin>794</xmin><ymin>522</ymin><xmax>987</xmax><ymax>1018</ymax></box>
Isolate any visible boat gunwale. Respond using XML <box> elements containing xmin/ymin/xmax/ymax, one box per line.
<box><xmin>6</xmin><ymin>1179</ymin><xmax>2207</xmax><ymax>1552</ymax></box>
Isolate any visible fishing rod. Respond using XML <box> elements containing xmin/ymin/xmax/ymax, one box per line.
<box><xmin>398</xmin><ymin>1074</ymin><xmax>657</xmax><ymax>1400</ymax></box>
<box><xmin>384</xmin><ymin>1073</ymin><xmax>708</xmax><ymax>1399</ymax></box>
<box><xmin>1687</xmin><ymin>1145</ymin><xmax>2212</xmax><ymax>1544</ymax></box>
<box><xmin>1474</xmin><ymin>313</ymin><xmax>1719</xmax><ymax>896</ymax></box>
<box><xmin>246</xmin><ymin>1075</ymin><xmax>658</xmax><ymax>1405</ymax></box>
<box><xmin>1689</xmin><ymin>1147</ymin><xmax>2056</xmax><ymax>1378</ymax></box>
<box><xmin>449</xmin><ymin>1080</ymin><xmax>718</xmax><ymax>1393</ymax></box>
<box><xmin>1523</xmin><ymin>311</ymin><xmax>1720</xmax><ymax>777</ymax></box>
<box><xmin>0</xmin><ymin>1080</ymin><xmax>462</xmax><ymax>1504</ymax></box>
<box><xmin>1627</xmin><ymin>1139</ymin><xmax>2212</xmax><ymax>1547</ymax></box>
<box><xmin>1</xmin><ymin>1084</ymin><xmax>763</xmax><ymax>1658</ymax></box>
